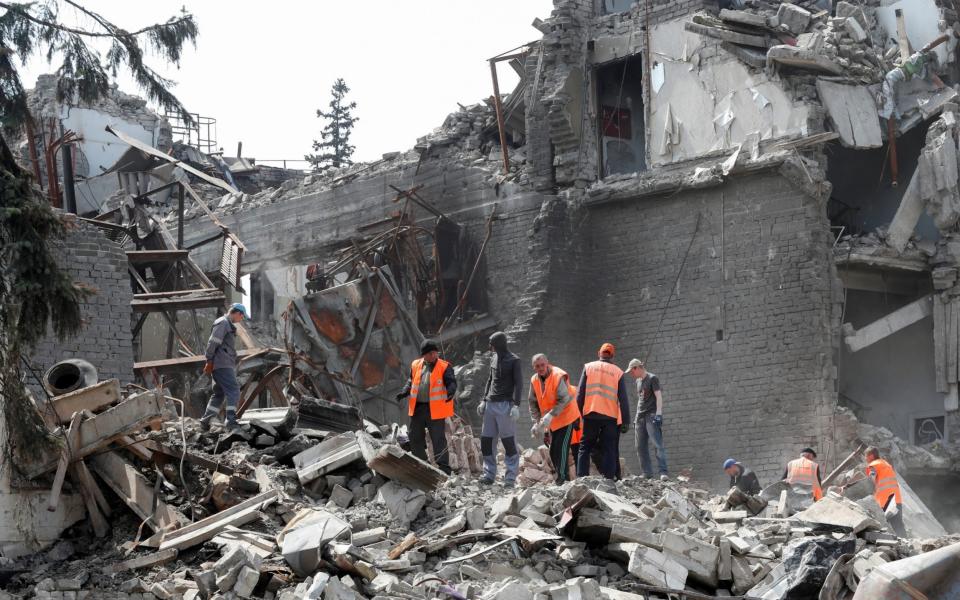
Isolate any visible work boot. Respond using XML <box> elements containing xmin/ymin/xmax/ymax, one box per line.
<box><xmin>659</xmin><ymin>474</ymin><xmax>669</xmax><ymax>482</ymax></box>
<box><xmin>199</xmin><ymin>416</ymin><xmax>213</xmax><ymax>432</ymax></box>
<box><xmin>479</xmin><ymin>477</ymin><xmax>494</xmax><ymax>486</ymax></box>
<box><xmin>503</xmin><ymin>481</ymin><xmax>515</xmax><ymax>489</ymax></box>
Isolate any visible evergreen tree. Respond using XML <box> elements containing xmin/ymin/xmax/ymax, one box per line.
<box><xmin>0</xmin><ymin>1</ymin><xmax>198</xmax><ymax>469</ymax></box>
<box><xmin>306</xmin><ymin>78</ymin><xmax>358</xmax><ymax>171</ymax></box>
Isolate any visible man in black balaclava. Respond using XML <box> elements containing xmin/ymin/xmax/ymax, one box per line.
<box><xmin>477</xmin><ymin>331</ymin><xmax>523</xmax><ymax>487</ymax></box>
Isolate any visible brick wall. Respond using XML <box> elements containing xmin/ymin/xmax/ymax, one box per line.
<box><xmin>517</xmin><ymin>169</ymin><xmax>839</xmax><ymax>488</ymax></box>
<box><xmin>29</xmin><ymin>217</ymin><xmax>134</xmax><ymax>393</ymax></box>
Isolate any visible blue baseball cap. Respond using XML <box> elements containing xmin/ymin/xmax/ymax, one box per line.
<box><xmin>229</xmin><ymin>303</ymin><xmax>248</xmax><ymax>318</ymax></box>
<box><xmin>723</xmin><ymin>458</ymin><xmax>737</xmax><ymax>470</ymax></box>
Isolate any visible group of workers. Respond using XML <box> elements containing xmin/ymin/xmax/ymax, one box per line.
<box><xmin>725</xmin><ymin>446</ymin><xmax>907</xmax><ymax>537</ymax></box>
<box><xmin>396</xmin><ymin>333</ymin><xmax>668</xmax><ymax>488</ymax></box>
<box><xmin>200</xmin><ymin>312</ymin><xmax>908</xmax><ymax>537</ymax></box>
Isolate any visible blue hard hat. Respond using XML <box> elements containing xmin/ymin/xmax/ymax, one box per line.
<box><xmin>229</xmin><ymin>303</ymin><xmax>248</xmax><ymax>318</ymax></box>
<box><xmin>723</xmin><ymin>458</ymin><xmax>737</xmax><ymax>470</ymax></box>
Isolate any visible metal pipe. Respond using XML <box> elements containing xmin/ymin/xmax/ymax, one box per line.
<box><xmin>489</xmin><ymin>60</ymin><xmax>510</xmax><ymax>175</ymax></box>
<box><xmin>888</xmin><ymin>117</ymin><xmax>899</xmax><ymax>187</ymax></box>
<box><xmin>61</xmin><ymin>143</ymin><xmax>76</xmax><ymax>214</ymax></box>
<box><xmin>25</xmin><ymin>119</ymin><xmax>43</xmax><ymax>188</ymax></box>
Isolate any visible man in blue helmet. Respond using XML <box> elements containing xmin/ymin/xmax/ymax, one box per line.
<box><xmin>724</xmin><ymin>458</ymin><xmax>761</xmax><ymax>495</ymax></box>
<box><xmin>200</xmin><ymin>303</ymin><xmax>248</xmax><ymax>433</ymax></box>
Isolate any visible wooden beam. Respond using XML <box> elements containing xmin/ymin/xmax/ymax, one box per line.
<box><xmin>137</xmin><ymin>439</ymin><xmax>234</xmax><ymax>475</ymax></box>
<box><xmin>90</xmin><ymin>451</ymin><xmax>183</xmax><ymax>532</ymax></box>
<box><xmin>47</xmin><ymin>411</ymin><xmax>83</xmax><ymax>512</ymax></box>
<box><xmin>72</xmin><ymin>459</ymin><xmax>112</xmax><ymax>517</ymax></box>
<box><xmin>69</xmin><ymin>462</ymin><xmax>109</xmax><ymax>537</ymax></box>
<box><xmin>126</xmin><ymin>250</ymin><xmax>190</xmax><ymax>263</ymax></box>
<box><xmin>131</xmin><ymin>293</ymin><xmax>226</xmax><ymax>313</ymax></box>
<box><xmin>134</xmin><ymin>348</ymin><xmax>262</xmax><ymax>372</ymax></box>
<box><xmin>25</xmin><ymin>392</ymin><xmax>165</xmax><ymax>479</ymax></box>
<box><xmin>104</xmin><ymin>548</ymin><xmax>178</xmax><ymax>574</ymax></box>
<box><xmin>44</xmin><ymin>379</ymin><xmax>121</xmax><ymax>427</ymax></box>
<box><xmin>158</xmin><ymin>489</ymin><xmax>278</xmax><ymax>551</ymax></box>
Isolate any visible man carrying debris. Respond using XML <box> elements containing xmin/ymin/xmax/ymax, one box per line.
<box><xmin>397</xmin><ymin>339</ymin><xmax>456</xmax><ymax>475</ymax></box>
<box><xmin>783</xmin><ymin>447</ymin><xmax>823</xmax><ymax>502</ymax></box>
<box><xmin>477</xmin><ymin>331</ymin><xmax>523</xmax><ymax>487</ymax></box>
<box><xmin>863</xmin><ymin>447</ymin><xmax>906</xmax><ymax>537</ymax></box>
<box><xmin>627</xmin><ymin>358</ymin><xmax>668</xmax><ymax>481</ymax></box>
<box><xmin>200</xmin><ymin>303</ymin><xmax>248</xmax><ymax>433</ymax></box>
<box><xmin>723</xmin><ymin>458</ymin><xmax>767</xmax><ymax>516</ymax></box>
<box><xmin>576</xmin><ymin>343</ymin><xmax>630</xmax><ymax>479</ymax></box>
<box><xmin>528</xmin><ymin>353</ymin><xmax>581</xmax><ymax>485</ymax></box>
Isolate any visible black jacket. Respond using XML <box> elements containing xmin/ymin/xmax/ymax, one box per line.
<box><xmin>483</xmin><ymin>350</ymin><xmax>523</xmax><ymax>405</ymax></box>
<box><xmin>730</xmin><ymin>463</ymin><xmax>762</xmax><ymax>495</ymax></box>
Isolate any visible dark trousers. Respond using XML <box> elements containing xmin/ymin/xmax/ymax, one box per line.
<box><xmin>409</xmin><ymin>402</ymin><xmax>451</xmax><ymax>474</ymax></box>
<box><xmin>882</xmin><ymin>496</ymin><xmax>907</xmax><ymax>537</ymax></box>
<box><xmin>548</xmin><ymin>423</ymin><xmax>576</xmax><ymax>484</ymax></box>
<box><xmin>577</xmin><ymin>417</ymin><xmax>619</xmax><ymax>479</ymax></box>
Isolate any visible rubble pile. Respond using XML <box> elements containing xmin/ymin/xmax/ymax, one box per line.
<box><xmin>7</xmin><ymin>376</ymin><xmax>960</xmax><ymax>600</ymax></box>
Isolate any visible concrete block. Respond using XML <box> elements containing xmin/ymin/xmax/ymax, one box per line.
<box><xmin>329</xmin><ymin>484</ymin><xmax>353</xmax><ymax>509</ymax></box>
<box><xmin>351</xmin><ymin>526</ymin><xmax>386</xmax><ymax>547</ymax></box>
<box><xmin>844</xmin><ymin>17</ymin><xmax>867</xmax><ymax>42</ymax></box>
<box><xmin>719</xmin><ymin>538</ymin><xmax>732</xmax><ymax>581</ymax></box>
<box><xmin>624</xmin><ymin>543</ymin><xmax>688</xmax><ymax>589</ymax></box>
<box><xmin>776</xmin><ymin>3</ymin><xmax>811</xmax><ymax>34</ymax></box>
<box><xmin>465</xmin><ymin>506</ymin><xmax>486</xmax><ymax>530</ymax></box>
<box><xmin>233</xmin><ymin>565</ymin><xmax>260</xmax><ymax>598</ymax></box>
<box><xmin>661</xmin><ymin>531</ymin><xmax>720</xmax><ymax>587</ymax></box>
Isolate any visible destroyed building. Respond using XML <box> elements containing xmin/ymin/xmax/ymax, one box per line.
<box><xmin>6</xmin><ymin>0</ymin><xmax>960</xmax><ymax>598</ymax></box>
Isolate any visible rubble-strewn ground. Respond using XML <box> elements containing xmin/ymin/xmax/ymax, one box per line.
<box><xmin>4</xmin><ymin>406</ymin><xmax>959</xmax><ymax>600</ymax></box>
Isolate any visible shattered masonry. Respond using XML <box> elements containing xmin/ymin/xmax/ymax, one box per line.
<box><xmin>8</xmin><ymin>0</ymin><xmax>960</xmax><ymax>597</ymax></box>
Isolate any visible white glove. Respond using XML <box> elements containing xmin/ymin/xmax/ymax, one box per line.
<box><xmin>477</xmin><ymin>402</ymin><xmax>486</xmax><ymax>416</ymax></box>
<box><xmin>541</xmin><ymin>413</ymin><xmax>554</xmax><ymax>430</ymax></box>
<box><xmin>530</xmin><ymin>423</ymin><xmax>541</xmax><ymax>438</ymax></box>
<box><xmin>510</xmin><ymin>405</ymin><xmax>520</xmax><ymax>420</ymax></box>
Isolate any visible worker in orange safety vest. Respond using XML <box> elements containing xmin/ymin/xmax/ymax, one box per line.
<box><xmin>396</xmin><ymin>339</ymin><xmax>456</xmax><ymax>474</ymax></box>
<box><xmin>528</xmin><ymin>353</ymin><xmax>582</xmax><ymax>484</ymax></box>
<box><xmin>864</xmin><ymin>446</ymin><xmax>906</xmax><ymax>537</ymax></box>
<box><xmin>575</xmin><ymin>342</ymin><xmax>630</xmax><ymax>479</ymax></box>
<box><xmin>783</xmin><ymin>447</ymin><xmax>823</xmax><ymax>502</ymax></box>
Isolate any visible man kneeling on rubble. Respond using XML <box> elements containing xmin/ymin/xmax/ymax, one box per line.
<box><xmin>200</xmin><ymin>303</ymin><xmax>248</xmax><ymax>433</ymax></box>
<box><xmin>396</xmin><ymin>339</ymin><xmax>456</xmax><ymax>475</ymax></box>
<box><xmin>722</xmin><ymin>458</ymin><xmax>767</xmax><ymax>516</ymax></box>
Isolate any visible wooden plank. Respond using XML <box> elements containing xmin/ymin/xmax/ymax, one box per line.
<box><xmin>131</xmin><ymin>294</ymin><xmax>227</xmax><ymax>313</ymax></box>
<box><xmin>73</xmin><ymin>459</ymin><xmax>112</xmax><ymax>517</ymax></box>
<box><xmin>934</xmin><ymin>295</ymin><xmax>947</xmax><ymax>393</ymax></box>
<box><xmin>134</xmin><ymin>348</ymin><xmax>262</xmax><ymax>371</ymax></box>
<box><xmin>118</xmin><ymin>435</ymin><xmax>154</xmax><ymax>461</ymax></box>
<box><xmin>104</xmin><ymin>548</ymin><xmax>178</xmax><ymax>574</ymax></box>
<box><xmin>896</xmin><ymin>8</ymin><xmax>911</xmax><ymax>62</ymax></box>
<box><xmin>69</xmin><ymin>463</ymin><xmax>109</xmax><ymax>537</ymax></box>
<box><xmin>25</xmin><ymin>392</ymin><xmax>165</xmax><ymax>479</ymax></box>
<box><xmin>137</xmin><ymin>439</ymin><xmax>234</xmax><ymax>475</ymax></box>
<box><xmin>158</xmin><ymin>490</ymin><xmax>278</xmax><ymax>551</ymax></box>
<box><xmin>46</xmin><ymin>379</ymin><xmax>122</xmax><ymax>426</ymax></box>
<box><xmin>949</xmin><ymin>299</ymin><xmax>959</xmax><ymax>384</ymax></box>
<box><xmin>126</xmin><ymin>250</ymin><xmax>190</xmax><ymax>263</ymax></box>
<box><xmin>132</xmin><ymin>287</ymin><xmax>222</xmax><ymax>299</ymax></box>
<box><xmin>684</xmin><ymin>21</ymin><xmax>770</xmax><ymax>48</ymax></box>
<box><xmin>90</xmin><ymin>451</ymin><xmax>183</xmax><ymax>532</ymax></box>
<box><xmin>47</xmin><ymin>411</ymin><xmax>83</xmax><ymax>512</ymax></box>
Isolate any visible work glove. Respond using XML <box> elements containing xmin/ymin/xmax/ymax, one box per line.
<box><xmin>395</xmin><ymin>392</ymin><xmax>407</xmax><ymax>402</ymax></box>
<box><xmin>653</xmin><ymin>414</ymin><xmax>663</xmax><ymax>425</ymax></box>
<box><xmin>620</xmin><ymin>423</ymin><xmax>630</xmax><ymax>434</ymax></box>
<box><xmin>203</xmin><ymin>360</ymin><xmax>214</xmax><ymax>375</ymax></box>
<box><xmin>540</xmin><ymin>412</ymin><xmax>554</xmax><ymax>431</ymax></box>
<box><xmin>510</xmin><ymin>405</ymin><xmax>520</xmax><ymax>420</ymax></box>
<box><xmin>477</xmin><ymin>402</ymin><xmax>487</xmax><ymax>416</ymax></box>
<box><xmin>530</xmin><ymin>422</ymin><xmax>541</xmax><ymax>438</ymax></box>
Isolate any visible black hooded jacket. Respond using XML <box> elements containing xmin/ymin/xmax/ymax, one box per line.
<box><xmin>483</xmin><ymin>332</ymin><xmax>523</xmax><ymax>406</ymax></box>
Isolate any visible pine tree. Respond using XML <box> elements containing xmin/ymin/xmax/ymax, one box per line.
<box><xmin>0</xmin><ymin>1</ymin><xmax>198</xmax><ymax>469</ymax></box>
<box><xmin>306</xmin><ymin>78</ymin><xmax>358</xmax><ymax>171</ymax></box>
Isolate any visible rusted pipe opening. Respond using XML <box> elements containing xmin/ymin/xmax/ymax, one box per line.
<box><xmin>44</xmin><ymin>359</ymin><xmax>98</xmax><ymax>396</ymax></box>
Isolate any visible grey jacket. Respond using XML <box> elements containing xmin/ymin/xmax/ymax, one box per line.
<box><xmin>205</xmin><ymin>316</ymin><xmax>238</xmax><ymax>370</ymax></box>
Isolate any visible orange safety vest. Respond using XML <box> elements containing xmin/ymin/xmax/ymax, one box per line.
<box><xmin>786</xmin><ymin>457</ymin><xmax>823</xmax><ymax>501</ymax></box>
<box><xmin>866</xmin><ymin>459</ymin><xmax>902</xmax><ymax>508</ymax></box>
<box><xmin>582</xmin><ymin>360</ymin><xmax>623</xmax><ymax>424</ymax></box>
<box><xmin>531</xmin><ymin>367</ymin><xmax>581</xmax><ymax>431</ymax></box>
<box><xmin>408</xmin><ymin>358</ymin><xmax>454</xmax><ymax>420</ymax></box>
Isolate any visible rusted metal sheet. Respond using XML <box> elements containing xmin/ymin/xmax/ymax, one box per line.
<box><xmin>289</xmin><ymin>267</ymin><xmax>422</xmax><ymax>405</ymax></box>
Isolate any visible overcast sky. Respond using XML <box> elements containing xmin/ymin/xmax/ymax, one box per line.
<box><xmin>20</xmin><ymin>0</ymin><xmax>554</xmax><ymax>166</ymax></box>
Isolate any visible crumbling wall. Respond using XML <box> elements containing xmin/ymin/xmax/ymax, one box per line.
<box><xmin>29</xmin><ymin>217</ymin><xmax>134</xmax><ymax>393</ymax></box>
<box><xmin>569</xmin><ymin>168</ymin><xmax>838</xmax><ymax>486</ymax></box>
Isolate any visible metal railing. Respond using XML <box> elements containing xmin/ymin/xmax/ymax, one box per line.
<box><xmin>164</xmin><ymin>109</ymin><xmax>218</xmax><ymax>154</ymax></box>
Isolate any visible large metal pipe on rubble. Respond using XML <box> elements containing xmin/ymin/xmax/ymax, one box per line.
<box><xmin>61</xmin><ymin>143</ymin><xmax>76</xmax><ymax>214</ymax></box>
<box><xmin>43</xmin><ymin>359</ymin><xmax>98</xmax><ymax>397</ymax></box>
<box><xmin>852</xmin><ymin>541</ymin><xmax>960</xmax><ymax>599</ymax></box>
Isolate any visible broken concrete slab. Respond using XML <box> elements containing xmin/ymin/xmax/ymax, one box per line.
<box><xmin>816</xmin><ymin>80</ymin><xmax>883</xmax><ymax>149</ymax></box>
<box><xmin>660</xmin><ymin>530</ymin><xmax>720</xmax><ymax>588</ymax></box>
<box><xmin>376</xmin><ymin>481</ymin><xmax>426</xmax><ymax>526</ymax></box>
<box><xmin>279</xmin><ymin>509</ymin><xmax>351</xmax><ymax>577</ymax></box>
<box><xmin>293</xmin><ymin>431</ymin><xmax>363</xmax><ymax>485</ymax></box>
<box><xmin>792</xmin><ymin>494</ymin><xmax>882</xmax><ymax>534</ymax></box>
<box><xmin>356</xmin><ymin>432</ymin><xmax>447</xmax><ymax>492</ymax></box>
<box><xmin>625</xmin><ymin>543</ymin><xmax>689</xmax><ymax>589</ymax></box>
<box><xmin>844</xmin><ymin>294</ymin><xmax>933</xmax><ymax>352</ymax></box>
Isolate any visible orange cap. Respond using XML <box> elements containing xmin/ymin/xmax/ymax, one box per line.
<box><xmin>599</xmin><ymin>342</ymin><xmax>616</xmax><ymax>356</ymax></box>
